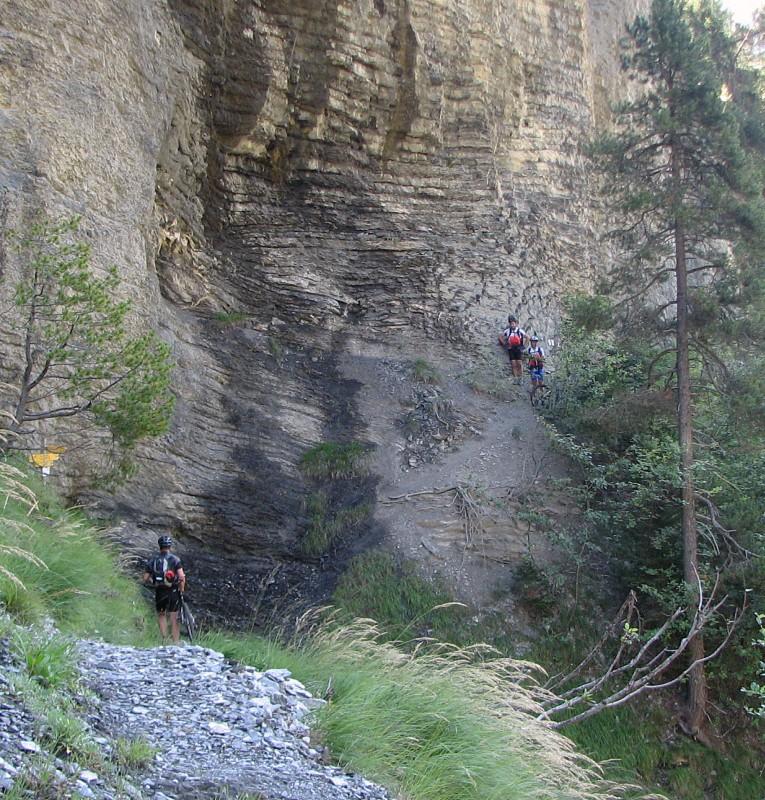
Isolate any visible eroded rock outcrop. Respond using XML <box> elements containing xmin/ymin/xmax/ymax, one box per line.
<box><xmin>0</xmin><ymin>0</ymin><xmax>644</xmax><ymax>617</ymax></box>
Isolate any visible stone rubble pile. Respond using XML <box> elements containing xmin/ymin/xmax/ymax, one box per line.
<box><xmin>0</xmin><ymin>637</ymin><xmax>394</xmax><ymax>800</ymax></box>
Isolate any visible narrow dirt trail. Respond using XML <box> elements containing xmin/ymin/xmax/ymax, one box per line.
<box><xmin>342</xmin><ymin>334</ymin><xmax>577</xmax><ymax>610</ymax></box>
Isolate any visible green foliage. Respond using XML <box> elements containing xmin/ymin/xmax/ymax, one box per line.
<box><xmin>39</xmin><ymin>706</ymin><xmax>101</xmax><ymax>763</ymax></box>
<box><xmin>1</xmin><ymin>764</ymin><xmax>69</xmax><ymax>800</ymax></box>
<box><xmin>302</xmin><ymin>491</ymin><xmax>371</xmax><ymax>556</ymax></box>
<box><xmin>299</xmin><ymin>441</ymin><xmax>373</xmax><ymax>557</ymax></box>
<box><xmin>563</xmin><ymin>294</ymin><xmax>615</xmax><ymax>333</ymax></box>
<box><xmin>512</xmin><ymin>555</ymin><xmax>558</xmax><ymax>616</ymax></box>
<box><xmin>113</xmin><ymin>735</ymin><xmax>157</xmax><ymax>773</ymax></box>
<box><xmin>267</xmin><ymin>336</ymin><xmax>285</xmax><ymax>366</ymax></box>
<box><xmin>590</xmin><ymin>0</ymin><xmax>765</xmax><ymax>325</ymax></box>
<box><xmin>541</xmin><ymin>324</ymin><xmax>687</xmax><ymax>604</ymax></box>
<box><xmin>299</xmin><ymin>441</ymin><xmax>369</xmax><ymax>480</ymax></box>
<box><xmin>567</xmin><ymin>704</ymin><xmax>667</xmax><ymax>786</ymax></box>
<box><xmin>0</xmin><ymin>460</ymin><xmax>152</xmax><ymax>638</ymax></box>
<box><xmin>582</xmin><ymin>4</ymin><xmax>765</xmax><ymax>683</ymax></box>
<box><xmin>332</xmin><ymin>551</ymin><xmax>474</xmax><ymax>644</ymax></box>
<box><xmin>7</xmin><ymin>645</ymin><xmax>102</xmax><ymax>773</ymax></box>
<box><xmin>1</xmin><ymin>215</ymin><xmax>175</xmax><ymax>486</ymax></box>
<box><xmin>12</xmin><ymin>631</ymin><xmax>77</xmax><ymax>690</ymax></box>
<box><xmin>199</xmin><ymin>619</ymin><xmax>634</xmax><ymax>800</ymax></box>
<box><xmin>411</xmin><ymin>358</ymin><xmax>441</xmax><ymax>384</ymax></box>
<box><xmin>569</xmin><ymin>701</ymin><xmax>765</xmax><ymax>800</ymax></box>
<box><xmin>742</xmin><ymin>612</ymin><xmax>765</xmax><ymax>720</ymax></box>
<box><xmin>544</xmin><ymin>287</ymin><xmax>765</xmax><ymax>742</ymax></box>
<box><xmin>212</xmin><ymin>311</ymin><xmax>249</xmax><ymax>324</ymax></box>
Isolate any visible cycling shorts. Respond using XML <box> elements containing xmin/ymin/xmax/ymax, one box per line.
<box><xmin>155</xmin><ymin>587</ymin><xmax>181</xmax><ymax>613</ymax></box>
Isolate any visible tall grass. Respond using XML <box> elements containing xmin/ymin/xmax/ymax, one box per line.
<box><xmin>0</xmin><ymin>461</ymin><xmax>151</xmax><ymax>641</ymax></box>
<box><xmin>412</xmin><ymin>358</ymin><xmax>442</xmax><ymax>384</ymax></box>
<box><xmin>333</xmin><ymin>551</ymin><xmax>474</xmax><ymax>643</ymax></box>
<box><xmin>332</xmin><ymin>551</ymin><xmax>532</xmax><ymax>658</ymax></box>
<box><xmin>302</xmin><ymin>491</ymin><xmax>371</xmax><ymax>556</ymax></box>
<box><xmin>201</xmin><ymin>616</ymin><xmax>653</xmax><ymax>800</ymax></box>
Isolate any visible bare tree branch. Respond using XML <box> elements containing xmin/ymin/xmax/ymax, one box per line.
<box><xmin>539</xmin><ymin>584</ymin><xmax>746</xmax><ymax>730</ymax></box>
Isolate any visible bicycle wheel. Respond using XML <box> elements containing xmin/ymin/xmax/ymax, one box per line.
<box><xmin>530</xmin><ymin>384</ymin><xmax>552</xmax><ymax>409</ymax></box>
<box><xmin>179</xmin><ymin>599</ymin><xmax>196</xmax><ymax>643</ymax></box>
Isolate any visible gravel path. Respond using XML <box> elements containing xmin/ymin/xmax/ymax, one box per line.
<box><xmin>0</xmin><ymin>635</ymin><xmax>394</xmax><ymax>800</ymax></box>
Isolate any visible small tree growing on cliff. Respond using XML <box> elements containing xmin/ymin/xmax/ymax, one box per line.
<box><xmin>589</xmin><ymin>0</ymin><xmax>765</xmax><ymax>740</ymax></box>
<box><xmin>0</xmin><ymin>215</ymin><xmax>175</xmax><ymax>485</ymax></box>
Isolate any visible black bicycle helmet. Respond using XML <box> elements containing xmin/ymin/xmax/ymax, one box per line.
<box><xmin>158</xmin><ymin>535</ymin><xmax>173</xmax><ymax>548</ymax></box>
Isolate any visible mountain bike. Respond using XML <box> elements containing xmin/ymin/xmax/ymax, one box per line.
<box><xmin>178</xmin><ymin>594</ymin><xmax>196</xmax><ymax>643</ymax></box>
<box><xmin>529</xmin><ymin>375</ymin><xmax>562</xmax><ymax>412</ymax></box>
<box><xmin>530</xmin><ymin>383</ymin><xmax>552</xmax><ymax>409</ymax></box>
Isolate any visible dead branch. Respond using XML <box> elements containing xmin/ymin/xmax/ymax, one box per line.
<box><xmin>450</xmin><ymin>484</ymin><xmax>485</xmax><ymax>551</ymax></box>
<box><xmin>383</xmin><ymin>487</ymin><xmax>457</xmax><ymax>502</ymax></box>
<box><xmin>540</xmin><ymin>582</ymin><xmax>746</xmax><ymax>729</ymax></box>
<box><xmin>695</xmin><ymin>492</ymin><xmax>759</xmax><ymax>562</ymax></box>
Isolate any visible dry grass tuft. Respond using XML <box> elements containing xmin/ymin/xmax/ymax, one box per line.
<box><xmin>285</xmin><ymin>612</ymin><xmax>663</xmax><ymax>800</ymax></box>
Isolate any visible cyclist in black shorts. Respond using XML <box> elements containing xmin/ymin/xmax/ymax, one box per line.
<box><xmin>143</xmin><ymin>536</ymin><xmax>186</xmax><ymax>644</ymax></box>
<box><xmin>501</xmin><ymin>315</ymin><xmax>526</xmax><ymax>383</ymax></box>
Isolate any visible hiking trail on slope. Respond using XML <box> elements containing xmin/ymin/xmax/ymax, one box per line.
<box><xmin>342</xmin><ymin>334</ymin><xmax>578</xmax><ymax>619</ymax></box>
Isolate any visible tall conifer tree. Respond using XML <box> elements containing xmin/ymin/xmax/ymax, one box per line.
<box><xmin>591</xmin><ymin>0</ymin><xmax>765</xmax><ymax>738</ymax></box>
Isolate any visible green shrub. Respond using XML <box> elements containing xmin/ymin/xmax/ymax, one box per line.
<box><xmin>113</xmin><ymin>735</ymin><xmax>158</xmax><ymax>772</ymax></box>
<box><xmin>302</xmin><ymin>492</ymin><xmax>371</xmax><ymax>556</ymax></box>
<box><xmin>213</xmin><ymin>311</ymin><xmax>249</xmax><ymax>324</ymax></box>
<box><xmin>299</xmin><ymin>442</ymin><xmax>369</xmax><ymax>480</ymax></box>
<box><xmin>39</xmin><ymin>706</ymin><xmax>100</xmax><ymax>764</ymax></box>
<box><xmin>1</xmin><ymin>214</ymin><xmax>175</xmax><ymax>486</ymax></box>
<box><xmin>411</xmin><ymin>359</ymin><xmax>441</xmax><ymax>384</ymax></box>
<box><xmin>12</xmin><ymin>631</ymin><xmax>76</xmax><ymax>690</ymax></box>
<box><xmin>742</xmin><ymin>612</ymin><xmax>765</xmax><ymax>721</ymax></box>
<box><xmin>333</xmin><ymin>552</ymin><xmax>474</xmax><ymax>644</ymax></box>
<box><xmin>512</xmin><ymin>555</ymin><xmax>558</xmax><ymax>616</ymax></box>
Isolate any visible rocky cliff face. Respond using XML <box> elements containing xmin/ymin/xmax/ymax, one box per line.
<box><xmin>0</xmin><ymin>0</ymin><xmax>644</xmax><ymax>618</ymax></box>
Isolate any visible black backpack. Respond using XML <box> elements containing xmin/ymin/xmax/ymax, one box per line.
<box><xmin>148</xmin><ymin>554</ymin><xmax>180</xmax><ymax>588</ymax></box>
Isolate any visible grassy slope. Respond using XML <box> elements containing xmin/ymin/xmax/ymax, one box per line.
<box><xmin>0</xmin><ymin>462</ymin><xmax>152</xmax><ymax>641</ymax></box>
<box><xmin>3</xmin><ymin>460</ymin><xmax>763</xmax><ymax>800</ymax></box>
<box><xmin>0</xmin><ymin>460</ymin><xmax>657</xmax><ymax>800</ymax></box>
<box><xmin>328</xmin><ymin>551</ymin><xmax>765</xmax><ymax>800</ymax></box>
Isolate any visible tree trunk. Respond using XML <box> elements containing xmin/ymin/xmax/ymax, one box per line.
<box><xmin>673</xmin><ymin>170</ymin><xmax>708</xmax><ymax>738</ymax></box>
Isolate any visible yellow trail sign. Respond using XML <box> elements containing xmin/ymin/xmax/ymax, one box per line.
<box><xmin>29</xmin><ymin>452</ymin><xmax>60</xmax><ymax>468</ymax></box>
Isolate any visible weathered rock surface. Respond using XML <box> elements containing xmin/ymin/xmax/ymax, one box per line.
<box><xmin>0</xmin><ymin>0</ymin><xmax>645</xmax><ymax>614</ymax></box>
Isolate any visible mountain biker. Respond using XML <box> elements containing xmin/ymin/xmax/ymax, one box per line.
<box><xmin>501</xmin><ymin>315</ymin><xmax>527</xmax><ymax>383</ymax></box>
<box><xmin>143</xmin><ymin>536</ymin><xmax>186</xmax><ymax>644</ymax></box>
<box><xmin>525</xmin><ymin>335</ymin><xmax>546</xmax><ymax>388</ymax></box>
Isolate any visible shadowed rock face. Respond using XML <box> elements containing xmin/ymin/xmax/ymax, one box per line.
<box><xmin>0</xmin><ymin>0</ymin><xmax>644</xmax><ymax>615</ymax></box>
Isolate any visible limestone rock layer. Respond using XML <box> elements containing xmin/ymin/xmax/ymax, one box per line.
<box><xmin>1</xmin><ymin>0</ymin><xmax>642</xmax><ymax>592</ymax></box>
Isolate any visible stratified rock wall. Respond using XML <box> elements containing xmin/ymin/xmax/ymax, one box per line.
<box><xmin>0</xmin><ymin>0</ymin><xmax>644</xmax><ymax>580</ymax></box>
<box><xmin>156</xmin><ymin>0</ymin><xmax>644</xmax><ymax>339</ymax></box>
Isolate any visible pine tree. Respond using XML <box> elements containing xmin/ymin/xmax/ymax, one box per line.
<box><xmin>1</xmin><ymin>215</ymin><xmax>175</xmax><ymax>486</ymax></box>
<box><xmin>590</xmin><ymin>0</ymin><xmax>765</xmax><ymax>739</ymax></box>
